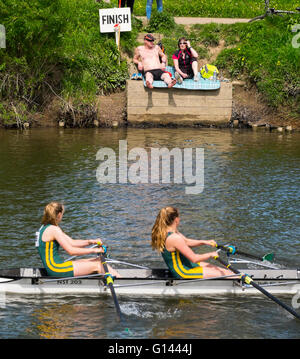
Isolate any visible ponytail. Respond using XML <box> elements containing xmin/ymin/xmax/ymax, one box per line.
<box><xmin>151</xmin><ymin>207</ymin><xmax>179</xmax><ymax>252</ymax></box>
<box><xmin>41</xmin><ymin>202</ymin><xmax>64</xmax><ymax>226</ymax></box>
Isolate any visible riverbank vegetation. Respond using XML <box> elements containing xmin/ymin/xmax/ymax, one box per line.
<box><xmin>192</xmin><ymin>17</ymin><xmax>300</xmax><ymax>121</ymax></box>
<box><xmin>0</xmin><ymin>0</ymin><xmax>299</xmax><ymax>128</ymax></box>
<box><xmin>145</xmin><ymin>11</ymin><xmax>300</xmax><ymax>123</ymax></box>
<box><xmin>0</xmin><ymin>0</ymin><xmax>141</xmax><ymax>128</ymax></box>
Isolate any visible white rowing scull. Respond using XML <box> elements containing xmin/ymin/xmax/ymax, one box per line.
<box><xmin>0</xmin><ymin>266</ymin><xmax>299</xmax><ymax>296</ymax></box>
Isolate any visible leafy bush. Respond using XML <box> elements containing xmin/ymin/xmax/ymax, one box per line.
<box><xmin>0</xmin><ymin>0</ymin><xmax>138</xmax><ymax>126</ymax></box>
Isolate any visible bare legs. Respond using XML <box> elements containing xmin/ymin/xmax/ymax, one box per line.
<box><xmin>200</xmin><ymin>262</ymin><xmax>235</xmax><ymax>279</ymax></box>
<box><xmin>192</xmin><ymin>61</ymin><xmax>198</xmax><ymax>79</ymax></box>
<box><xmin>145</xmin><ymin>72</ymin><xmax>176</xmax><ymax>89</ymax></box>
<box><xmin>73</xmin><ymin>258</ymin><xmax>120</xmax><ymax>278</ymax></box>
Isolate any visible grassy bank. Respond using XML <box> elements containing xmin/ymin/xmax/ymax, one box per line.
<box><xmin>145</xmin><ymin>11</ymin><xmax>300</xmax><ymax>123</ymax></box>
<box><xmin>1</xmin><ymin>1</ymin><xmax>299</xmax><ymax>128</ymax></box>
<box><xmin>133</xmin><ymin>0</ymin><xmax>300</xmax><ymax>18</ymax></box>
<box><xmin>0</xmin><ymin>0</ymin><xmax>141</xmax><ymax>128</ymax></box>
<box><xmin>213</xmin><ymin>18</ymin><xmax>300</xmax><ymax>116</ymax></box>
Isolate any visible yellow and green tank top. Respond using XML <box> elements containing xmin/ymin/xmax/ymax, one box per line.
<box><xmin>161</xmin><ymin>232</ymin><xmax>203</xmax><ymax>279</ymax></box>
<box><xmin>36</xmin><ymin>224</ymin><xmax>74</xmax><ymax>277</ymax></box>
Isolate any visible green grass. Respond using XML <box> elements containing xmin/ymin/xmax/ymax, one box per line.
<box><xmin>212</xmin><ymin>16</ymin><xmax>300</xmax><ymax>109</ymax></box>
<box><xmin>0</xmin><ymin>1</ymin><xmax>299</xmax><ymax>126</ymax></box>
<box><xmin>0</xmin><ymin>0</ymin><xmax>140</xmax><ymax>127</ymax></box>
<box><xmin>133</xmin><ymin>0</ymin><xmax>300</xmax><ymax>18</ymax></box>
<box><xmin>147</xmin><ymin>11</ymin><xmax>300</xmax><ymax>115</ymax></box>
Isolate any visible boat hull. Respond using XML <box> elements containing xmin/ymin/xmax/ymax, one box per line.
<box><xmin>1</xmin><ymin>267</ymin><xmax>300</xmax><ymax>296</ymax></box>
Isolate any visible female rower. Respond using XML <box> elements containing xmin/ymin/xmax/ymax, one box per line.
<box><xmin>172</xmin><ymin>37</ymin><xmax>199</xmax><ymax>83</ymax></box>
<box><xmin>36</xmin><ymin>202</ymin><xmax>119</xmax><ymax>278</ymax></box>
<box><xmin>151</xmin><ymin>207</ymin><xmax>234</xmax><ymax>279</ymax></box>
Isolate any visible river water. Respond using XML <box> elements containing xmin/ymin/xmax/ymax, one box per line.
<box><xmin>0</xmin><ymin>127</ymin><xmax>299</xmax><ymax>339</ymax></box>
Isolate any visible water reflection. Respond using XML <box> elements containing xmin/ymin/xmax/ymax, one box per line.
<box><xmin>26</xmin><ymin>296</ymin><xmax>109</xmax><ymax>339</ymax></box>
<box><xmin>0</xmin><ymin>128</ymin><xmax>299</xmax><ymax>338</ymax></box>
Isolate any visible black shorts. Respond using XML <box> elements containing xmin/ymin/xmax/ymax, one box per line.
<box><xmin>144</xmin><ymin>69</ymin><xmax>165</xmax><ymax>81</ymax></box>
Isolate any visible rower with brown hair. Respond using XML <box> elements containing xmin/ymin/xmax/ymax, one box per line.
<box><xmin>151</xmin><ymin>207</ymin><xmax>234</xmax><ymax>279</ymax></box>
<box><xmin>36</xmin><ymin>202</ymin><xmax>119</xmax><ymax>278</ymax></box>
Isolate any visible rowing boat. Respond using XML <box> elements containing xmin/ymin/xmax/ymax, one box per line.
<box><xmin>1</xmin><ymin>266</ymin><xmax>300</xmax><ymax>296</ymax></box>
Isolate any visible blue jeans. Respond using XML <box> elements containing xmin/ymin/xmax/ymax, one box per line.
<box><xmin>146</xmin><ymin>0</ymin><xmax>163</xmax><ymax>19</ymax></box>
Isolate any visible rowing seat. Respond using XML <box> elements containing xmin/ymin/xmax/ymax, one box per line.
<box><xmin>151</xmin><ymin>268</ymin><xmax>173</xmax><ymax>279</ymax></box>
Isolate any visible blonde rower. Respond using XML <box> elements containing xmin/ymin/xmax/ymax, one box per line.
<box><xmin>36</xmin><ymin>202</ymin><xmax>119</xmax><ymax>278</ymax></box>
<box><xmin>151</xmin><ymin>207</ymin><xmax>233</xmax><ymax>279</ymax></box>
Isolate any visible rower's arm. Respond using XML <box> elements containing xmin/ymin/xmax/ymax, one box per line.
<box><xmin>174</xmin><ymin>237</ymin><xmax>218</xmax><ymax>263</ymax></box>
<box><xmin>63</xmin><ymin>233</ymin><xmax>102</xmax><ymax>248</ymax></box>
<box><xmin>52</xmin><ymin>227</ymin><xmax>102</xmax><ymax>256</ymax></box>
<box><xmin>182</xmin><ymin>235</ymin><xmax>217</xmax><ymax>248</ymax></box>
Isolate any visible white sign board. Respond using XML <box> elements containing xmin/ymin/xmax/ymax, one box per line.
<box><xmin>99</xmin><ymin>7</ymin><xmax>131</xmax><ymax>33</ymax></box>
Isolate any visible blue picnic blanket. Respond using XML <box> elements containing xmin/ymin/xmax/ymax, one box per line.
<box><xmin>139</xmin><ymin>66</ymin><xmax>220</xmax><ymax>91</ymax></box>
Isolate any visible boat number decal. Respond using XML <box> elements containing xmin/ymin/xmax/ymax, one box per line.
<box><xmin>56</xmin><ymin>279</ymin><xmax>82</xmax><ymax>285</ymax></box>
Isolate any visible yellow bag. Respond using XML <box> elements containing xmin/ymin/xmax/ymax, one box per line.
<box><xmin>200</xmin><ymin>64</ymin><xmax>219</xmax><ymax>80</ymax></box>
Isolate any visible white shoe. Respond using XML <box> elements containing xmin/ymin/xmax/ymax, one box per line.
<box><xmin>175</xmin><ymin>71</ymin><xmax>183</xmax><ymax>84</ymax></box>
<box><xmin>194</xmin><ymin>75</ymin><xmax>199</xmax><ymax>82</ymax></box>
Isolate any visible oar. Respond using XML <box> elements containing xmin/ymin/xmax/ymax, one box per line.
<box><xmin>214</xmin><ymin>254</ymin><xmax>300</xmax><ymax>320</ymax></box>
<box><xmin>216</xmin><ymin>244</ymin><xmax>274</xmax><ymax>262</ymax></box>
<box><xmin>99</xmin><ymin>247</ymin><xmax>123</xmax><ymax>322</ymax></box>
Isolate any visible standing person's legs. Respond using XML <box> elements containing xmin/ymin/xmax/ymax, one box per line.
<box><xmin>146</xmin><ymin>0</ymin><xmax>153</xmax><ymax>20</ymax></box>
<box><xmin>156</xmin><ymin>0</ymin><xmax>163</xmax><ymax>12</ymax></box>
<box><xmin>127</xmin><ymin>0</ymin><xmax>135</xmax><ymax>13</ymax></box>
<box><xmin>120</xmin><ymin>0</ymin><xmax>126</xmax><ymax>7</ymax></box>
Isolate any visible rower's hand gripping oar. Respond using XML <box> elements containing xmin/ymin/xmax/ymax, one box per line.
<box><xmin>216</xmin><ymin>244</ymin><xmax>274</xmax><ymax>262</ymax></box>
<box><xmin>213</xmin><ymin>252</ymin><xmax>300</xmax><ymax>320</ymax></box>
<box><xmin>98</xmin><ymin>242</ymin><xmax>123</xmax><ymax>322</ymax></box>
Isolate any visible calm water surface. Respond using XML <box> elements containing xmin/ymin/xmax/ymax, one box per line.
<box><xmin>0</xmin><ymin>127</ymin><xmax>299</xmax><ymax>339</ymax></box>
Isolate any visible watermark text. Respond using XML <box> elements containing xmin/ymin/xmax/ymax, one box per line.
<box><xmin>96</xmin><ymin>140</ymin><xmax>204</xmax><ymax>194</ymax></box>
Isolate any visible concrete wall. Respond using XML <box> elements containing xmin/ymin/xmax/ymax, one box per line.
<box><xmin>127</xmin><ymin>80</ymin><xmax>232</xmax><ymax>126</ymax></box>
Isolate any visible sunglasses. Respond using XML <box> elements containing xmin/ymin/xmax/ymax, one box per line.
<box><xmin>145</xmin><ymin>38</ymin><xmax>154</xmax><ymax>42</ymax></box>
<box><xmin>179</xmin><ymin>42</ymin><xmax>187</xmax><ymax>45</ymax></box>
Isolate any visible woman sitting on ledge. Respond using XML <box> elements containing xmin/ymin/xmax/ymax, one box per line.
<box><xmin>36</xmin><ymin>202</ymin><xmax>119</xmax><ymax>278</ymax></box>
<box><xmin>151</xmin><ymin>206</ymin><xmax>234</xmax><ymax>279</ymax></box>
<box><xmin>172</xmin><ymin>37</ymin><xmax>199</xmax><ymax>84</ymax></box>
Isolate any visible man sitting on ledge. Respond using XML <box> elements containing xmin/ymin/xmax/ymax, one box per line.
<box><xmin>133</xmin><ymin>34</ymin><xmax>177</xmax><ymax>89</ymax></box>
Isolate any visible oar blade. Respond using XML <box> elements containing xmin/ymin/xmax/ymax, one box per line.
<box><xmin>262</xmin><ymin>253</ymin><xmax>274</xmax><ymax>262</ymax></box>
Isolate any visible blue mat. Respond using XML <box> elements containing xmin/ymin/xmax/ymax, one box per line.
<box><xmin>140</xmin><ymin>66</ymin><xmax>220</xmax><ymax>91</ymax></box>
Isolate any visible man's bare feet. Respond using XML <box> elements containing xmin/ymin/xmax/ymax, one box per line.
<box><xmin>146</xmin><ymin>80</ymin><xmax>153</xmax><ymax>89</ymax></box>
<box><xmin>168</xmin><ymin>79</ymin><xmax>177</xmax><ymax>88</ymax></box>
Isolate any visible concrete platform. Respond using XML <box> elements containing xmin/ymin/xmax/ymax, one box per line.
<box><xmin>126</xmin><ymin>80</ymin><xmax>232</xmax><ymax>126</ymax></box>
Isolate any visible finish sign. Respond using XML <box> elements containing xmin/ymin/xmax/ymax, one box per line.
<box><xmin>99</xmin><ymin>7</ymin><xmax>132</xmax><ymax>33</ymax></box>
